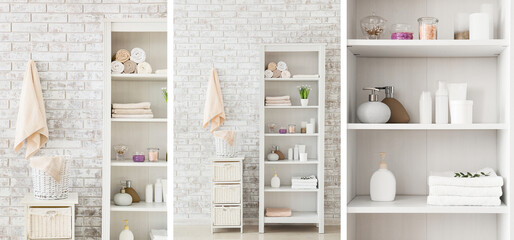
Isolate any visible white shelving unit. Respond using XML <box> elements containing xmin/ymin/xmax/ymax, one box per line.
<box><xmin>102</xmin><ymin>19</ymin><xmax>167</xmax><ymax>240</ymax></box>
<box><xmin>343</xmin><ymin>1</ymin><xmax>512</xmax><ymax>239</ymax></box>
<box><xmin>259</xmin><ymin>44</ymin><xmax>325</xmax><ymax>233</ymax></box>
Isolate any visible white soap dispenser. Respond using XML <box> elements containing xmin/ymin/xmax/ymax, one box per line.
<box><xmin>357</xmin><ymin>88</ymin><xmax>391</xmax><ymax>123</ymax></box>
<box><xmin>370</xmin><ymin>152</ymin><xmax>396</xmax><ymax>201</ymax></box>
<box><xmin>119</xmin><ymin>220</ymin><xmax>134</xmax><ymax>240</ymax></box>
<box><xmin>271</xmin><ymin>170</ymin><xmax>280</xmax><ymax>188</ymax></box>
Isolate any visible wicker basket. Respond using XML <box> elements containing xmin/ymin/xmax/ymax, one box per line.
<box><xmin>31</xmin><ymin>156</ymin><xmax>71</xmax><ymax>200</ymax></box>
<box><xmin>214</xmin><ymin>134</ymin><xmax>237</xmax><ymax>157</ymax></box>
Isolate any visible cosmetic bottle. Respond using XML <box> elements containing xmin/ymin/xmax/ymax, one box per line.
<box><xmin>123</xmin><ymin>180</ymin><xmax>141</xmax><ymax>203</ymax></box>
<box><xmin>435</xmin><ymin>82</ymin><xmax>449</xmax><ymax>124</ymax></box>
<box><xmin>145</xmin><ymin>184</ymin><xmax>153</xmax><ymax>203</ymax></box>
<box><xmin>273</xmin><ymin>145</ymin><xmax>285</xmax><ymax>160</ymax></box>
<box><xmin>357</xmin><ymin>88</ymin><xmax>391</xmax><ymax>123</ymax></box>
<box><xmin>119</xmin><ymin>220</ymin><xmax>134</xmax><ymax>240</ymax></box>
<box><xmin>271</xmin><ymin>170</ymin><xmax>280</xmax><ymax>188</ymax></box>
<box><xmin>419</xmin><ymin>91</ymin><xmax>432</xmax><ymax>124</ymax></box>
<box><xmin>114</xmin><ymin>187</ymin><xmax>132</xmax><ymax>206</ymax></box>
<box><xmin>370</xmin><ymin>152</ymin><xmax>396</xmax><ymax>201</ymax></box>
<box><xmin>376</xmin><ymin>86</ymin><xmax>409</xmax><ymax>123</ymax></box>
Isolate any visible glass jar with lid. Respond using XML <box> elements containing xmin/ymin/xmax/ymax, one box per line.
<box><xmin>391</xmin><ymin>24</ymin><xmax>413</xmax><ymax>40</ymax></box>
<box><xmin>360</xmin><ymin>13</ymin><xmax>387</xmax><ymax>39</ymax></box>
<box><xmin>148</xmin><ymin>148</ymin><xmax>159</xmax><ymax>162</ymax></box>
<box><xmin>418</xmin><ymin>17</ymin><xmax>439</xmax><ymax>40</ymax></box>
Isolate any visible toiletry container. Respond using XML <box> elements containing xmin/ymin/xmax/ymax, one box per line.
<box><xmin>419</xmin><ymin>91</ymin><xmax>432</xmax><ymax>124</ymax></box>
<box><xmin>293</xmin><ymin>145</ymin><xmax>299</xmax><ymax>160</ymax></box>
<box><xmin>435</xmin><ymin>82</ymin><xmax>449</xmax><ymax>124</ymax></box>
<box><xmin>470</xmin><ymin>13</ymin><xmax>490</xmax><ymax>40</ymax></box>
<box><xmin>273</xmin><ymin>146</ymin><xmax>285</xmax><ymax>160</ymax></box>
<box><xmin>271</xmin><ymin>171</ymin><xmax>280</xmax><ymax>188</ymax></box>
<box><xmin>123</xmin><ymin>180</ymin><xmax>141</xmax><ymax>203</ymax></box>
<box><xmin>450</xmin><ymin>100</ymin><xmax>473</xmax><ymax>124</ymax></box>
<box><xmin>370</xmin><ymin>153</ymin><xmax>396</xmax><ymax>202</ymax></box>
<box><xmin>376</xmin><ymin>86</ymin><xmax>409</xmax><ymax>123</ymax></box>
<box><xmin>119</xmin><ymin>220</ymin><xmax>134</xmax><ymax>240</ymax></box>
<box><xmin>418</xmin><ymin>17</ymin><xmax>438</xmax><ymax>40</ymax></box>
<box><xmin>288</xmin><ymin>148</ymin><xmax>293</xmax><ymax>160</ymax></box>
<box><xmin>155</xmin><ymin>179</ymin><xmax>163</xmax><ymax>203</ymax></box>
<box><xmin>114</xmin><ymin>188</ymin><xmax>133</xmax><ymax>206</ymax></box>
<box><xmin>267</xmin><ymin>150</ymin><xmax>279</xmax><ymax>161</ymax></box>
<box><xmin>299</xmin><ymin>153</ymin><xmax>308</xmax><ymax>162</ymax></box>
<box><xmin>391</xmin><ymin>23</ymin><xmax>413</xmax><ymax>40</ymax></box>
<box><xmin>145</xmin><ymin>184</ymin><xmax>153</xmax><ymax>203</ymax></box>
<box><xmin>360</xmin><ymin>13</ymin><xmax>387</xmax><ymax>39</ymax></box>
<box><xmin>357</xmin><ymin>88</ymin><xmax>391</xmax><ymax>123</ymax></box>
<box><xmin>454</xmin><ymin>13</ymin><xmax>470</xmax><ymax>39</ymax></box>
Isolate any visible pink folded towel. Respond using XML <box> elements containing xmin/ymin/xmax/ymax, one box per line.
<box><xmin>265</xmin><ymin>208</ymin><xmax>292</xmax><ymax>217</ymax></box>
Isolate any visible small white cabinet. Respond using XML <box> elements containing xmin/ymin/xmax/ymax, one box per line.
<box><xmin>211</xmin><ymin>156</ymin><xmax>244</xmax><ymax>233</ymax></box>
<box><xmin>22</xmin><ymin>193</ymin><xmax>78</xmax><ymax>240</ymax></box>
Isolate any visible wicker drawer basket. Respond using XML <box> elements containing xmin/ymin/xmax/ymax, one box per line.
<box><xmin>213</xmin><ymin>162</ymin><xmax>241</xmax><ymax>182</ymax></box>
<box><xmin>213</xmin><ymin>206</ymin><xmax>241</xmax><ymax>226</ymax></box>
<box><xmin>213</xmin><ymin>184</ymin><xmax>241</xmax><ymax>204</ymax></box>
<box><xmin>28</xmin><ymin>207</ymin><xmax>72</xmax><ymax>239</ymax></box>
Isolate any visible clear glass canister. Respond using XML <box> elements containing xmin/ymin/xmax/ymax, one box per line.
<box><xmin>391</xmin><ymin>23</ymin><xmax>413</xmax><ymax>40</ymax></box>
<box><xmin>360</xmin><ymin>13</ymin><xmax>387</xmax><ymax>39</ymax></box>
<box><xmin>418</xmin><ymin>17</ymin><xmax>438</xmax><ymax>40</ymax></box>
<box><xmin>148</xmin><ymin>148</ymin><xmax>159</xmax><ymax>162</ymax></box>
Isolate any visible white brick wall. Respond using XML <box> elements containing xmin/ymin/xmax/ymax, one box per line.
<box><xmin>173</xmin><ymin>0</ymin><xmax>341</xmax><ymax>224</ymax></box>
<box><xmin>0</xmin><ymin>1</ymin><xmax>166</xmax><ymax>239</ymax></box>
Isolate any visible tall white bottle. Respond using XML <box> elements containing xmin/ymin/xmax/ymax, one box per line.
<box><xmin>145</xmin><ymin>184</ymin><xmax>153</xmax><ymax>203</ymax></box>
<box><xmin>154</xmin><ymin>179</ymin><xmax>163</xmax><ymax>203</ymax></box>
<box><xmin>370</xmin><ymin>152</ymin><xmax>396</xmax><ymax>202</ymax></box>
<box><xmin>119</xmin><ymin>220</ymin><xmax>134</xmax><ymax>240</ymax></box>
<box><xmin>435</xmin><ymin>82</ymin><xmax>449</xmax><ymax>124</ymax></box>
<box><xmin>419</xmin><ymin>91</ymin><xmax>432</xmax><ymax>124</ymax></box>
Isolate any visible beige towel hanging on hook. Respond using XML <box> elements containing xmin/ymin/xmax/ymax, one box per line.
<box><xmin>203</xmin><ymin>68</ymin><xmax>226</xmax><ymax>132</ymax></box>
<box><xmin>14</xmin><ymin>60</ymin><xmax>49</xmax><ymax>159</ymax></box>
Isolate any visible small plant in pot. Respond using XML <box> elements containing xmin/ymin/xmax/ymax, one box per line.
<box><xmin>298</xmin><ymin>85</ymin><xmax>311</xmax><ymax>107</ymax></box>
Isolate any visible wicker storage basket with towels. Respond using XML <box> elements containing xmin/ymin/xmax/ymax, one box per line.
<box><xmin>31</xmin><ymin>156</ymin><xmax>71</xmax><ymax>200</ymax></box>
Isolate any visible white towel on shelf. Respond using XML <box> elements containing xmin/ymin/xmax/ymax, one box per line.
<box><xmin>111</xmin><ymin>61</ymin><xmax>124</xmax><ymax>74</ymax></box>
<box><xmin>291</xmin><ymin>185</ymin><xmax>317</xmax><ymax>189</ymax></box>
<box><xmin>265</xmin><ymin>103</ymin><xmax>292</xmax><ymax>106</ymax></box>
<box><xmin>112</xmin><ymin>102</ymin><xmax>151</xmax><ymax>109</ymax></box>
<box><xmin>266</xmin><ymin>96</ymin><xmax>290</xmax><ymax>101</ymax></box>
<box><xmin>427</xmin><ymin>196</ymin><xmax>501</xmax><ymax>206</ymax></box>
<box><xmin>293</xmin><ymin>74</ymin><xmax>319</xmax><ymax>78</ymax></box>
<box><xmin>292</xmin><ymin>175</ymin><xmax>317</xmax><ymax>183</ymax></box>
<box><xmin>112</xmin><ymin>109</ymin><xmax>153</xmax><ymax>114</ymax></box>
<box><xmin>137</xmin><ymin>62</ymin><xmax>152</xmax><ymax>74</ymax></box>
<box><xmin>111</xmin><ymin>114</ymin><xmax>154</xmax><ymax>118</ymax></box>
<box><xmin>130</xmin><ymin>47</ymin><xmax>146</xmax><ymax>63</ymax></box>
<box><xmin>281</xmin><ymin>70</ymin><xmax>291</xmax><ymax>78</ymax></box>
<box><xmin>277</xmin><ymin>61</ymin><xmax>288</xmax><ymax>71</ymax></box>
<box><xmin>428</xmin><ymin>168</ymin><xmax>503</xmax><ymax>187</ymax></box>
<box><xmin>264</xmin><ymin>69</ymin><xmax>273</xmax><ymax>78</ymax></box>
<box><xmin>429</xmin><ymin>186</ymin><xmax>502</xmax><ymax>197</ymax></box>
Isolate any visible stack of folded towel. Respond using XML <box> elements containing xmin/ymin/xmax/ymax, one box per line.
<box><xmin>427</xmin><ymin>167</ymin><xmax>503</xmax><ymax>206</ymax></box>
<box><xmin>265</xmin><ymin>96</ymin><xmax>291</xmax><ymax>106</ymax></box>
<box><xmin>291</xmin><ymin>175</ymin><xmax>318</xmax><ymax>189</ymax></box>
<box><xmin>112</xmin><ymin>102</ymin><xmax>154</xmax><ymax>118</ymax></box>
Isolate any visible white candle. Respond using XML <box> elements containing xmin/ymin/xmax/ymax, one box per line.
<box><xmin>469</xmin><ymin>13</ymin><xmax>490</xmax><ymax>40</ymax></box>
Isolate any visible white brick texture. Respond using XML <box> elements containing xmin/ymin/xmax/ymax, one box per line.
<box><xmin>173</xmin><ymin>1</ymin><xmax>341</xmax><ymax>224</ymax></box>
<box><xmin>0</xmin><ymin>1</ymin><xmax>166</xmax><ymax>239</ymax></box>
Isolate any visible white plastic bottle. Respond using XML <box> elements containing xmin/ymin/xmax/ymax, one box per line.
<box><xmin>435</xmin><ymin>82</ymin><xmax>449</xmax><ymax>124</ymax></box>
<box><xmin>419</xmin><ymin>91</ymin><xmax>432</xmax><ymax>124</ymax></box>
<box><xmin>119</xmin><ymin>220</ymin><xmax>134</xmax><ymax>240</ymax></box>
<box><xmin>154</xmin><ymin>179</ymin><xmax>163</xmax><ymax>203</ymax></box>
<box><xmin>271</xmin><ymin>170</ymin><xmax>280</xmax><ymax>188</ymax></box>
<box><xmin>370</xmin><ymin>152</ymin><xmax>396</xmax><ymax>202</ymax></box>
<box><xmin>145</xmin><ymin>184</ymin><xmax>153</xmax><ymax>203</ymax></box>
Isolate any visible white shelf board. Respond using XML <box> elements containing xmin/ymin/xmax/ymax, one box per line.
<box><xmin>111</xmin><ymin>160</ymin><xmax>167</xmax><ymax>167</ymax></box>
<box><xmin>347</xmin><ymin>40</ymin><xmax>508</xmax><ymax>57</ymax></box>
<box><xmin>265</xmin><ymin>160</ymin><xmax>319</xmax><ymax>164</ymax></box>
<box><xmin>347</xmin><ymin>123</ymin><xmax>507</xmax><ymax>130</ymax></box>
<box><xmin>111</xmin><ymin>74</ymin><xmax>167</xmax><ymax>81</ymax></box>
<box><xmin>265</xmin><ymin>133</ymin><xmax>318</xmax><ymax>137</ymax></box>
<box><xmin>264</xmin><ymin>211</ymin><xmax>318</xmax><ymax>223</ymax></box>
<box><xmin>347</xmin><ymin>195</ymin><xmax>507</xmax><ymax>214</ymax></box>
<box><xmin>110</xmin><ymin>201</ymin><xmax>167</xmax><ymax>212</ymax></box>
<box><xmin>265</xmin><ymin>77</ymin><xmax>319</xmax><ymax>82</ymax></box>
<box><xmin>265</xmin><ymin>106</ymin><xmax>318</xmax><ymax>109</ymax></box>
<box><xmin>264</xmin><ymin>186</ymin><xmax>318</xmax><ymax>192</ymax></box>
<box><xmin>111</xmin><ymin>118</ymin><xmax>167</xmax><ymax>123</ymax></box>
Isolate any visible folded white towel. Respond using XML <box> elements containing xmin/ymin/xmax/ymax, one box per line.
<box><xmin>277</xmin><ymin>61</ymin><xmax>288</xmax><ymax>71</ymax></box>
<box><xmin>429</xmin><ymin>168</ymin><xmax>503</xmax><ymax>187</ymax></box>
<box><xmin>427</xmin><ymin>196</ymin><xmax>501</xmax><ymax>206</ymax></box>
<box><xmin>112</xmin><ymin>102</ymin><xmax>151</xmax><ymax>109</ymax></box>
<box><xmin>112</xmin><ymin>114</ymin><xmax>154</xmax><ymax>118</ymax></box>
<box><xmin>265</xmin><ymin>103</ymin><xmax>292</xmax><ymax>106</ymax></box>
<box><xmin>266</xmin><ymin>96</ymin><xmax>290</xmax><ymax>101</ymax></box>
<box><xmin>265</xmin><ymin>100</ymin><xmax>291</xmax><ymax>104</ymax></box>
<box><xmin>111</xmin><ymin>61</ymin><xmax>124</xmax><ymax>74</ymax></box>
<box><xmin>292</xmin><ymin>175</ymin><xmax>317</xmax><ymax>183</ymax></box>
<box><xmin>130</xmin><ymin>47</ymin><xmax>146</xmax><ymax>63</ymax></box>
<box><xmin>137</xmin><ymin>62</ymin><xmax>152</xmax><ymax>74</ymax></box>
<box><xmin>293</xmin><ymin>74</ymin><xmax>319</xmax><ymax>78</ymax></box>
<box><xmin>264</xmin><ymin>69</ymin><xmax>273</xmax><ymax>78</ymax></box>
<box><xmin>112</xmin><ymin>109</ymin><xmax>153</xmax><ymax>114</ymax></box>
<box><xmin>292</xmin><ymin>183</ymin><xmax>318</xmax><ymax>187</ymax></box>
<box><xmin>429</xmin><ymin>186</ymin><xmax>502</xmax><ymax>197</ymax></box>
<box><xmin>291</xmin><ymin>185</ymin><xmax>317</xmax><ymax>189</ymax></box>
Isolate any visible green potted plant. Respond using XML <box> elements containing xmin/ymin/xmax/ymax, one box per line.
<box><xmin>298</xmin><ymin>85</ymin><xmax>311</xmax><ymax>107</ymax></box>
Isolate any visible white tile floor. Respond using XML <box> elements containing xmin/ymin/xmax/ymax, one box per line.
<box><xmin>174</xmin><ymin>225</ymin><xmax>341</xmax><ymax>240</ymax></box>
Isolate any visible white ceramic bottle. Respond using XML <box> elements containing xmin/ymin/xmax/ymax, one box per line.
<box><xmin>419</xmin><ymin>91</ymin><xmax>432</xmax><ymax>124</ymax></box>
<box><xmin>114</xmin><ymin>188</ymin><xmax>132</xmax><ymax>206</ymax></box>
<box><xmin>119</xmin><ymin>220</ymin><xmax>134</xmax><ymax>240</ymax></box>
<box><xmin>357</xmin><ymin>88</ymin><xmax>391</xmax><ymax>123</ymax></box>
<box><xmin>435</xmin><ymin>82</ymin><xmax>449</xmax><ymax>124</ymax></box>
<box><xmin>271</xmin><ymin>170</ymin><xmax>280</xmax><ymax>188</ymax></box>
<box><xmin>370</xmin><ymin>152</ymin><xmax>396</xmax><ymax>202</ymax></box>
<box><xmin>154</xmin><ymin>179</ymin><xmax>163</xmax><ymax>203</ymax></box>
<box><xmin>288</xmin><ymin>148</ymin><xmax>293</xmax><ymax>160</ymax></box>
<box><xmin>145</xmin><ymin>184</ymin><xmax>153</xmax><ymax>203</ymax></box>
<box><xmin>267</xmin><ymin>150</ymin><xmax>279</xmax><ymax>161</ymax></box>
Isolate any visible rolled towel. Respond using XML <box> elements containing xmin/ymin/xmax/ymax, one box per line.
<box><xmin>427</xmin><ymin>196</ymin><xmax>501</xmax><ymax>206</ymax></box>
<box><xmin>266</xmin><ymin>96</ymin><xmax>290</xmax><ymax>101</ymax></box>
<box><xmin>277</xmin><ymin>61</ymin><xmax>287</xmax><ymax>71</ymax></box>
<box><xmin>112</xmin><ymin>108</ymin><xmax>153</xmax><ymax>114</ymax></box>
<box><xmin>429</xmin><ymin>186</ymin><xmax>502</xmax><ymax>197</ymax></box>
<box><xmin>137</xmin><ymin>62</ymin><xmax>152</xmax><ymax>74</ymax></box>
<box><xmin>264</xmin><ymin>69</ymin><xmax>273</xmax><ymax>78</ymax></box>
<box><xmin>281</xmin><ymin>70</ymin><xmax>291</xmax><ymax>78</ymax></box>
<box><xmin>267</xmin><ymin>62</ymin><xmax>277</xmax><ymax>71</ymax></box>
<box><xmin>111</xmin><ymin>61</ymin><xmax>124</xmax><ymax>74</ymax></box>
<box><xmin>429</xmin><ymin>168</ymin><xmax>503</xmax><ymax>187</ymax></box>
<box><xmin>112</xmin><ymin>114</ymin><xmax>154</xmax><ymax>118</ymax></box>
<box><xmin>112</xmin><ymin>102</ymin><xmax>151</xmax><ymax>109</ymax></box>
<box><xmin>115</xmin><ymin>49</ymin><xmax>130</xmax><ymax>63</ymax></box>
<box><xmin>123</xmin><ymin>60</ymin><xmax>137</xmax><ymax>74</ymax></box>
<box><xmin>130</xmin><ymin>47</ymin><xmax>146</xmax><ymax>63</ymax></box>
<box><xmin>272</xmin><ymin>69</ymin><xmax>281</xmax><ymax>78</ymax></box>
